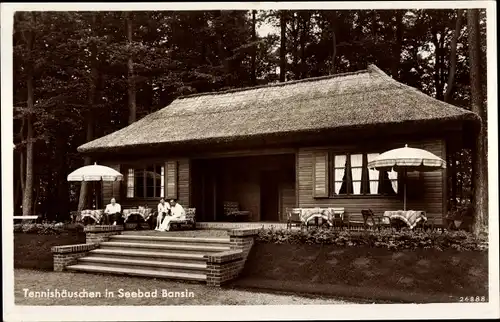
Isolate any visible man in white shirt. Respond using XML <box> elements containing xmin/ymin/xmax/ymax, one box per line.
<box><xmin>104</xmin><ymin>198</ymin><xmax>122</xmax><ymax>225</ymax></box>
<box><xmin>155</xmin><ymin>198</ymin><xmax>171</xmax><ymax>231</ymax></box>
<box><xmin>159</xmin><ymin>199</ymin><xmax>185</xmax><ymax>231</ymax></box>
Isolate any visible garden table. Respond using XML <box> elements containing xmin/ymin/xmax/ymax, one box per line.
<box><xmin>123</xmin><ymin>208</ymin><xmax>153</xmax><ymax>223</ymax></box>
<box><xmin>80</xmin><ymin>209</ymin><xmax>104</xmax><ymax>224</ymax></box>
<box><xmin>383</xmin><ymin>210</ymin><xmax>427</xmax><ymax>229</ymax></box>
<box><xmin>300</xmin><ymin>208</ymin><xmax>334</xmax><ymax>227</ymax></box>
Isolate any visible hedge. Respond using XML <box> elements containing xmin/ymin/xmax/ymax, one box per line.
<box><xmin>257</xmin><ymin>228</ymin><xmax>488</xmax><ymax>252</ymax></box>
<box><xmin>13</xmin><ymin>223</ymin><xmax>84</xmax><ymax>235</ymax></box>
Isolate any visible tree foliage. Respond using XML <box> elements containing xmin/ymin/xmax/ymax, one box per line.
<box><xmin>12</xmin><ymin>10</ymin><xmax>487</xmax><ymax>226</ymax></box>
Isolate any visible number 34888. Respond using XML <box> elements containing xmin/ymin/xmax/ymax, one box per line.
<box><xmin>459</xmin><ymin>296</ymin><xmax>487</xmax><ymax>302</ymax></box>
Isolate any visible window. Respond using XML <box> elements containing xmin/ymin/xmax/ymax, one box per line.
<box><xmin>126</xmin><ymin>164</ymin><xmax>165</xmax><ymax>198</ymax></box>
<box><xmin>350</xmin><ymin>154</ymin><xmax>363</xmax><ymax>195</ymax></box>
<box><xmin>333</xmin><ymin>154</ymin><xmax>348</xmax><ymax>195</ymax></box>
<box><xmin>312</xmin><ymin>151</ymin><xmax>400</xmax><ymax>198</ymax></box>
<box><xmin>367</xmin><ymin>153</ymin><xmax>380</xmax><ymax>194</ymax></box>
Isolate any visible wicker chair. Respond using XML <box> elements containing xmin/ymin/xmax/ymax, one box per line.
<box><xmin>361</xmin><ymin>209</ymin><xmax>377</xmax><ymax>230</ymax></box>
<box><xmin>223</xmin><ymin>201</ymin><xmax>250</xmax><ymax>222</ymax></box>
<box><xmin>286</xmin><ymin>208</ymin><xmax>304</xmax><ymax>229</ymax></box>
<box><xmin>328</xmin><ymin>208</ymin><xmax>346</xmax><ymax>230</ymax></box>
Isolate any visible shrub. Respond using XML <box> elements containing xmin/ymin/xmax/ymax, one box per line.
<box><xmin>13</xmin><ymin>223</ymin><xmax>71</xmax><ymax>235</ymax></box>
<box><xmin>257</xmin><ymin>228</ymin><xmax>488</xmax><ymax>252</ymax></box>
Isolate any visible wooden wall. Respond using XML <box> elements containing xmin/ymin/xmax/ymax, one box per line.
<box><xmin>297</xmin><ymin>139</ymin><xmax>446</xmax><ymax>224</ymax></box>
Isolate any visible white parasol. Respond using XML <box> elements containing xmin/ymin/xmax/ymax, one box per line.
<box><xmin>367</xmin><ymin>144</ymin><xmax>446</xmax><ymax>211</ymax></box>
<box><xmin>67</xmin><ymin>162</ymin><xmax>123</xmax><ymax>209</ymax></box>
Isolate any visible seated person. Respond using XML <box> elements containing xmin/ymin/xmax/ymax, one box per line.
<box><xmin>155</xmin><ymin>198</ymin><xmax>171</xmax><ymax>231</ymax></box>
<box><xmin>158</xmin><ymin>199</ymin><xmax>185</xmax><ymax>231</ymax></box>
<box><xmin>104</xmin><ymin>198</ymin><xmax>121</xmax><ymax>225</ymax></box>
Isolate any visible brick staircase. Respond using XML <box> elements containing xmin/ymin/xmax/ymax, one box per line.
<box><xmin>66</xmin><ymin>234</ymin><xmax>231</xmax><ymax>283</ymax></box>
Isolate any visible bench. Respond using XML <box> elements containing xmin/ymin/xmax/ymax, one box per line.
<box><xmin>167</xmin><ymin>208</ymin><xmax>197</xmax><ymax>230</ymax></box>
<box><xmin>13</xmin><ymin>215</ymin><xmax>39</xmax><ymax>222</ymax></box>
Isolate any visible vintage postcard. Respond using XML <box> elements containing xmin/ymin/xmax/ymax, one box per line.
<box><xmin>2</xmin><ymin>1</ymin><xmax>498</xmax><ymax>321</ymax></box>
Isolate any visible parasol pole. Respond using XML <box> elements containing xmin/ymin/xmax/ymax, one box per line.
<box><xmin>404</xmin><ymin>182</ymin><xmax>406</xmax><ymax>211</ymax></box>
<box><xmin>100</xmin><ymin>178</ymin><xmax>103</xmax><ymax>210</ymax></box>
<box><xmin>403</xmin><ymin>168</ymin><xmax>407</xmax><ymax>211</ymax></box>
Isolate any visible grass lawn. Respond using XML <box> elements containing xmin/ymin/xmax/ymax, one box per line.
<box><xmin>234</xmin><ymin>243</ymin><xmax>489</xmax><ymax>303</ymax></box>
<box><xmin>14</xmin><ymin>269</ymin><xmax>352</xmax><ymax>305</ymax></box>
<box><xmin>14</xmin><ymin>232</ymin><xmax>86</xmax><ymax>270</ymax></box>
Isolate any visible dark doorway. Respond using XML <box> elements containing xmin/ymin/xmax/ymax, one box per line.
<box><xmin>260</xmin><ymin>170</ymin><xmax>280</xmax><ymax>221</ymax></box>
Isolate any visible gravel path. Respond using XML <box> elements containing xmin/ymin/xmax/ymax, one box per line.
<box><xmin>14</xmin><ymin>269</ymin><xmax>352</xmax><ymax>305</ymax></box>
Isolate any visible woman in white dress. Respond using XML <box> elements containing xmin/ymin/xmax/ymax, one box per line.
<box><xmin>155</xmin><ymin>198</ymin><xmax>170</xmax><ymax>231</ymax></box>
<box><xmin>159</xmin><ymin>199</ymin><xmax>185</xmax><ymax>231</ymax></box>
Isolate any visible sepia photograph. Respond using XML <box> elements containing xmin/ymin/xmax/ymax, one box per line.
<box><xmin>2</xmin><ymin>1</ymin><xmax>498</xmax><ymax>321</ymax></box>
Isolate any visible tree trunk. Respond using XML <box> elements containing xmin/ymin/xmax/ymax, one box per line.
<box><xmin>250</xmin><ymin>10</ymin><xmax>257</xmax><ymax>85</ymax></box>
<box><xmin>291</xmin><ymin>14</ymin><xmax>299</xmax><ymax>79</ymax></box>
<box><xmin>450</xmin><ymin>151</ymin><xmax>457</xmax><ymax>207</ymax></box>
<box><xmin>56</xmin><ymin>134</ymin><xmax>70</xmax><ymax>221</ymax></box>
<box><xmin>391</xmin><ymin>11</ymin><xmax>403</xmax><ymax>80</ymax></box>
<box><xmin>19</xmin><ymin>117</ymin><xmax>26</xmax><ymax>194</ymax></box>
<box><xmin>77</xmin><ymin>137</ymin><xmax>93</xmax><ymax>211</ymax></box>
<box><xmin>21</xmin><ymin>12</ymin><xmax>35</xmax><ymax>217</ymax></box>
<box><xmin>126</xmin><ymin>12</ymin><xmax>137</xmax><ymax>123</ymax></box>
<box><xmin>331</xmin><ymin>31</ymin><xmax>336</xmax><ymax>74</ymax></box>
<box><xmin>14</xmin><ymin>177</ymin><xmax>21</xmax><ymax>214</ymax></box>
<box><xmin>279</xmin><ymin>11</ymin><xmax>286</xmax><ymax>82</ymax></box>
<box><xmin>77</xmin><ymin>13</ymin><xmax>99</xmax><ymax>212</ymax></box>
<box><xmin>444</xmin><ymin>10</ymin><xmax>463</xmax><ymax>103</ymax></box>
<box><xmin>33</xmin><ymin>177</ymin><xmax>40</xmax><ymax>216</ymax></box>
<box><xmin>22</xmin><ymin>114</ymin><xmax>34</xmax><ymax>216</ymax></box>
<box><xmin>329</xmin><ymin>12</ymin><xmax>337</xmax><ymax>75</ymax></box>
<box><xmin>299</xmin><ymin>13</ymin><xmax>308</xmax><ymax>79</ymax></box>
<box><xmin>468</xmin><ymin>9</ymin><xmax>488</xmax><ymax>236</ymax></box>
<box><xmin>432</xmin><ymin>30</ymin><xmax>445</xmax><ymax>101</ymax></box>
<box><xmin>20</xmin><ymin>149</ymin><xmax>25</xmax><ymax>194</ymax></box>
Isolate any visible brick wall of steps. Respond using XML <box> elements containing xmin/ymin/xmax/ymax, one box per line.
<box><xmin>66</xmin><ymin>234</ymin><xmax>231</xmax><ymax>283</ymax></box>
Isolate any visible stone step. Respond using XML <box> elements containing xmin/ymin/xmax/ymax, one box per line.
<box><xmin>79</xmin><ymin>256</ymin><xmax>207</xmax><ymax>273</ymax></box>
<box><xmin>111</xmin><ymin>234</ymin><xmax>230</xmax><ymax>246</ymax></box>
<box><xmin>67</xmin><ymin>264</ymin><xmax>206</xmax><ymax>281</ymax></box>
<box><xmin>99</xmin><ymin>241</ymin><xmax>230</xmax><ymax>254</ymax></box>
<box><xmin>89</xmin><ymin>248</ymin><xmax>207</xmax><ymax>263</ymax></box>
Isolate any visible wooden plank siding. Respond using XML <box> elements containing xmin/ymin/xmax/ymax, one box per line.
<box><xmin>101</xmin><ymin>163</ymin><xmax>121</xmax><ymax>205</ymax></box>
<box><xmin>297</xmin><ymin>139</ymin><xmax>446</xmax><ymax>225</ymax></box>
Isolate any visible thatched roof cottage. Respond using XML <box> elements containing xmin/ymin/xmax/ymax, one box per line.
<box><xmin>79</xmin><ymin>64</ymin><xmax>479</xmax><ymax>227</ymax></box>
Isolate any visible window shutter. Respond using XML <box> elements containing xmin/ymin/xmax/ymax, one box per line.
<box><xmin>313</xmin><ymin>152</ymin><xmax>329</xmax><ymax>198</ymax></box>
<box><xmin>126</xmin><ymin>168</ymin><xmax>134</xmax><ymax>198</ymax></box>
<box><xmin>165</xmin><ymin>161</ymin><xmax>178</xmax><ymax>199</ymax></box>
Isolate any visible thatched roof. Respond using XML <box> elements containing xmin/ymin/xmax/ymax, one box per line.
<box><xmin>78</xmin><ymin>64</ymin><xmax>479</xmax><ymax>154</ymax></box>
